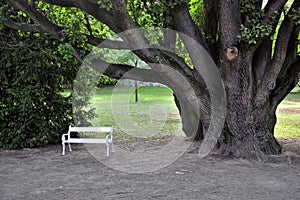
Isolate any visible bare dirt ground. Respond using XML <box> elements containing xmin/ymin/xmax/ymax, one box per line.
<box><xmin>1</xmin><ymin>139</ymin><xmax>300</xmax><ymax>200</ymax></box>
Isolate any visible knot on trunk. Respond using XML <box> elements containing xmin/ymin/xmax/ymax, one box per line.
<box><xmin>268</xmin><ymin>81</ymin><xmax>276</xmax><ymax>90</ymax></box>
<box><xmin>226</xmin><ymin>46</ymin><xmax>238</xmax><ymax>61</ymax></box>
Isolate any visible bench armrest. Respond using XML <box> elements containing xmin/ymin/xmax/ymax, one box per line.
<box><xmin>106</xmin><ymin>130</ymin><xmax>113</xmax><ymax>142</ymax></box>
<box><xmin>61</xmin><ymin>133</ymin><xmax>69</xmax><ymax>142</ymax></box>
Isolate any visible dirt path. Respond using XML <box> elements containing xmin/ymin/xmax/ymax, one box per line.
<box><xmin>1</xmin><ymin>139</ymin><xmax>300</xmax><ymax>200</ymax></box>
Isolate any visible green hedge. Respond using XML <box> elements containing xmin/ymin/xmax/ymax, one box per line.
<box><xmin>0</xmin><ymin>30</ymin><xmax>78</xmax><ymax>149</ymax></box>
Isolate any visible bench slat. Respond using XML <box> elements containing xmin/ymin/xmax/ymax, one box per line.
<box><xmin>69</xmin><ymin>127</ymin><xmax>112</xmax><ymax>133</ymax></box>
<box><xmin>67</xmin><ymin>138</ymin><xmax>107</xmax><ymax>144</ymax></box>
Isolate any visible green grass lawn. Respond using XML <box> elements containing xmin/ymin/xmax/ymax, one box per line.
<box><xmin>275</xmin><ymin>88</ymin><xmax>300</xmax><ymax>139</ymax></box>
<box><xmin>86</xmin><ymin>86</ymin><xmax>300</xmax><ymax>140</ymax></box>
<box><xmin>89</xmin><ymin>86</ymin><xmax>183</xmax><ymax>140</ymax></box>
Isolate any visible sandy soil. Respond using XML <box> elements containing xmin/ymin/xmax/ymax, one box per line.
<box><xmin>1</xmin><ymin>138</ymin><xmax>300</xmax><ymax>200</ymax></box>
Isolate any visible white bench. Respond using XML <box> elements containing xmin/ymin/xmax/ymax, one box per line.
<box><xmin>62</xmin><ymin>126</ymin><xmax>115</xmax><ymax>156</ymax></box>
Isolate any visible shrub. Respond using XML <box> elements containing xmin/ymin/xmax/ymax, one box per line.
<box><xmin>97</xmin><ymin>74</ymin><xmax>118</xmax><ymax>87</ymax></box>
<box><xmin>0</xmin><ymin>29</ymin><xmax>78</xmax><ymax>149</ymax></box>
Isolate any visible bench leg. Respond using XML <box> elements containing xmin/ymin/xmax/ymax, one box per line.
<box><xmin>106</xmin><ymin>142</ymin><xmax>110</xmax><ymax>156</ymax></box>
<box><xmin>68</xmin><ymin>143</ymin><xmax>72</xmax><ymax>152</ymax></box>
<box><xmin>62</xmin><ymin>142</ymin><xmax>65</xmax><ymax>156</ymax></box>
<box><xmin>111</xmin><ymin>142</ymin><xmax>115</xmax><ymax>152</ymax></box>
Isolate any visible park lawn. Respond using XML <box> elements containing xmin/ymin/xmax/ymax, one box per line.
<box><xmin>275</xmin><ymin>114</ymin><xmax>300</xmax><ymax>138</ymax></box>
<box><xmin>275</xmin><ymin>89</ymin><xmax>300</xmax><ymax>139</ymax></box>
<box><xmin>90</xmin><ymin>86</ymin><xmax>183</xmax><ymax>140</ymax></box>
<box><xmin>87</xmin><ymin>86</ymin><xmax>300</xmax><ymax>140</ymax></box>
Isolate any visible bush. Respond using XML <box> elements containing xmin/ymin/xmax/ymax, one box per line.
<box><xmin>0</xmin><ymin>29</ymin><xmax>78</xmax><ymax>149</ymax></box>
<box><xmin>97</xmin><ymin>74</ymin><xmax>118</xmax><ymax>87</ymax></box>
<box><xmin>0</xmin><ymin>86</ymin><xmax>73</xmax><ymax>149</ymax></box>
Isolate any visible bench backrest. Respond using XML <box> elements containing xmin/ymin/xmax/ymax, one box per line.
<box><xmin>68</xmin><ymin>126</ymin><xmax>113</xmax><ymax>134</ymax></box>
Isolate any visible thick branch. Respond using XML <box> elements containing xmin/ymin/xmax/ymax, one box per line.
<box><xmin>0</xmin><ymin>18</ymin><xmax>46</xmax><ymax>33</ymax></box>
<box><xmin>4</xmin><ymin>0</ymin><xmax>131</xmax><ymax>50</ymax></box>
<box><xmin>253</xmin><ymin>39</ymin><xmax>273</xmax><ymax>84</ymax></box>
<box><xmin>270</xmin><ymin>73</ymin><xmax>299</xmax><ymax>112</ymax></box>
<box><xmin>219</xmin><ymin>0</ymin><xmax>240</xmax><ymax>51</ymax></box>
<box><xmin>287</xmin><ymin>57</ymin><xmax>300</xmax><ymax>76</ymax></box>
<box><xmin>42</xmin><ymin>0</ymin><xmax>120</xmax><ymax>33</ymax></box>
<box><xmin>266</xmin><ymin>0</ymin><xmax>300</xmax><ymax>83</ymax></box>
<box><xmin>88</xmin><ymin>59</ymin><xmax>163</xmax><ymax>83</ymax></box>
<box><xmin>7</xmin><ymin>0</ymin><xmax>61</xmax><ymax>35</ymax></box>
<box><xmin>76</xmin><ymin>0</ymin><xmax>120</xmax><ymax>32</ymax></box>
<box><xmin>41</xmin><ymin>0</ymin><xmax>74</xmax><ymax>7</ymax></box>
<box><xmin>277</xmin><ymin>26</ymin><xmax>300</xmax><ymax>80</ymax></box>
<box><xmin>111</xmin><ymin>0</ymin><xmax>137</xmax><ymax>31</ymax></box>
<box><xmin>171</xmin><ymin>3</ymin><xmax>209</xmax><ymax>53</ymax></box>
<box><xmin>85</xmin><ymin>34</ymin><xmax>130</xmax><ymax>49</ymax></box>
<box><xmin>161</xmin><ymin>29</ymin><xmax>176</xmax><ymax>52</ymax></box>
<box><xmin>263</xmin><ymin>0</ymin><xmax>288</xmax><ymax>23</ymax></box>
<box><xmin>92</xmin><ymin>0</ymin><xmax>198</xmax><ymax>87</ymax></box>
<box><xmin>250</xmin><ymin>1</ymin><xmax>289</xmax><ymax>82</ymax></box>
<box><xmin>250</xmin><ymin>0</ymin><xmax>287</xmax><ymax>53</ymax></box>
<box><xmin>158</xmin><ymin>49</ymin><xmax>196</xmax><ymax>79</ymax></box>
<box><xmin>167</xmin><ymin>3</ymin><xmax>212</xmax><ymax>91</ymax></box>
<box><xmin>109</xmin><ymin>0</ymin><xmax>155</xmax><ymax>53</ymax></box>
<box><xmin>204</xmin><ymin>0</ymin><xmax>219</xmax><ymax>60</ymax></box>
<box><xmin>109</xmin><ymin>1</ymin><xmax>192</xmax><ymax>81</ymax></box>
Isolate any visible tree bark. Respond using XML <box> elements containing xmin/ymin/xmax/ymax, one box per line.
<box><xmin>216</xmin><ymin>101</ymin><xmax>282</xmax><ymax>159</ymax></box>
<box><xmin>172</xmin><ymin>42</ymin><xmax>283</xmax><ymax>159</ymax></box>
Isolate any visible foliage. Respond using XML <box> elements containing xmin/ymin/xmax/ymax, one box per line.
<box><xmin>127</xmin><ymin>0</ymin><xmax>170</xmax><ymax>27</ymax></box>
<box><xmin>238</xmin><ymin>0</ymin><xmax>278</xmax><ymax>44</ymax></box>
<box><xmin>189</xmin><ymin>0</ymin><xmax>204</xmax><ymax>29</ymax></box>
<box><xmin>0</xmin><ymin>28</ymin><xmax>79</xmax><ymax>149</ymax></box>
<box><xmin>127</xmin><ymin>0</ymin><xmax>196</xmax><ymax>28</ymax></box>
<box><xmin>90</xmin><ymin>48</ymin><xmax>142</xmax><ymax>87</ymax></box>
<box><xmin>97</xmin><ymin>75</ymin><xmax>118</xmax><ymax>87</ymax></box>
<box><xmin>72</xmin><ymin>64</ymin><xmax>99</xmax><ymax>127</ymax></box>
<box><xmin>0</xmin><ymin>2</ymin><xmax>103</xmax><ymax>149</ymax></box>
<box><xmin>289</xmin><ymin>7</ymin><xmax>300</xmax><ymax>25</ymax></box>
<box><xmin>36</xmin><ymin>0</ymin><xmax>112</xmax><ymax>57</ymax></box>
<box><xmin>298</xmin><ymin>34</ymin><xmax>300</xmax><ymax>54</ymax></box>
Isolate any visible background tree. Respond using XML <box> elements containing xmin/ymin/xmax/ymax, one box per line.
<box><xmin>1</xmin><ymin>0</ymin><xmax>299</xmax><ymax>159</ymax></box>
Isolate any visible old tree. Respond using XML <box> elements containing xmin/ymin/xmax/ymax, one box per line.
<box><xmin>1</xmin><ymin>0</ymin><xmax>299</xmax><ymax>158</ymax></box>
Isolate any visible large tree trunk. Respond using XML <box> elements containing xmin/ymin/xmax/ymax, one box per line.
<box><xmin>175</xmin><ymin>48</ymin><xmax>288</xmax><ymax>159</ymax></box>
<box><xmin>176</xmin><ymin>85</ymin><xmax>283</xmax><ymax>159</ymax></box>
<box><xmin>218</xmin><ymin>51</ymin><xmax>282</xmax><ymax>158</ymax></box>
<box><xmin>216</xmin><ymin>102</ymin><xmax>282</xmax><ymax>159</ymax></box>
